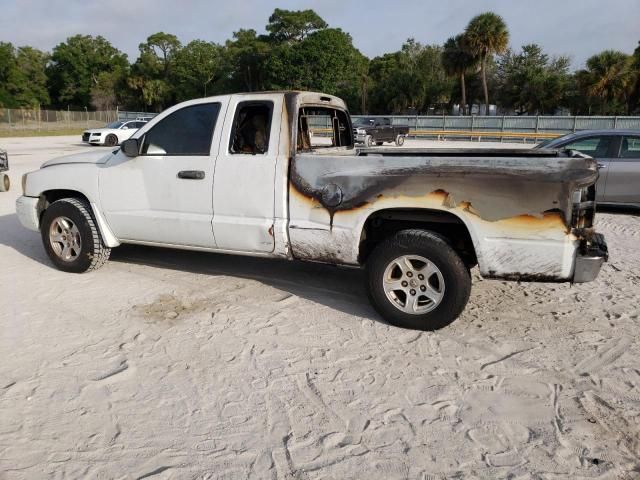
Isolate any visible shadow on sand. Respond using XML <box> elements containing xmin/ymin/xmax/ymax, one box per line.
<box><xmin>0</xmin><ymin>213</ymin><xmax>379</xmax><ymax>321</ymax></box>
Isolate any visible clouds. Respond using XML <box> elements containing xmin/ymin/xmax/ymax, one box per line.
<box><xmin>1</xmin><ymin>0</ymin><xmax>638</xmax><ymax>68</ymax></box>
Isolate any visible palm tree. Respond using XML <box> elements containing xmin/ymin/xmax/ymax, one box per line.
<box><xmin>464</xmin><ymin>12</ymin><xmax>509</xmax><ymax>115</ymax></box>
<box><xmin>583</xmin><ymin>50</ymin><xmax>633</xmax><ymax>114</ymax></box>
<box><xmin>441</xmin><ymin>34</ymin><xmax>478</xmax><ymax>115</ymax></box>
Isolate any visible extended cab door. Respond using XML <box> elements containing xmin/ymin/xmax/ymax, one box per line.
<box><xmin>601</xmin><ymin>135</ymin><xmax>640</xmax><ymax>204</ymax></box>
<box><xmin>99</xmin><ymin>100</ymin><xmax>226</xmax><ymax>247</ymax></box>
<box><xmin>211</xmin><ymin>95</ymin><xmax>282</xmax><ymax>252</ymax></box>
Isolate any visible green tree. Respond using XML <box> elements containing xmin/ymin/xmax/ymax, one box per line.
<box><xmin>173</xmin><ymin>40</ymin><xmax>224</xmax><ymax>100</ymax></box>
<box><xmin>137</xmin><ymin>32</ymin><xmax>181</xmax><ymax>80</ymax></box>
<box><xmin>266</xmin><ymin>8</ymin><xmax>328</xmax><ymax>43</ymax></box>
<box><xmin>129</xmin><ymin>32</ymin><xmax>182</xmax><ymax>110</ymax></box>
<box><xmin>441</xmin><ymin>35</ymin><xmax>478</xmax><ymax>114</ymax></box>
<box><xmin>0</xmin><ymin>43</ymin><xmax>50</xmax><ymax>107</ymax></box>
<box><xmin>225</xmin><ymin>29</ymin><xmax>272</xmax><ymax>92</ymax></box>
<box><xmin>47</xmin><ymin>35</ymin><xmax>128</xmax><ymax>108</ymax></box>
<box><xmin>630</xmin><ymin>41</ymin><xmax>640</xmax><ymax>113</ymax></box>
<box><xmin>497</xmin><ymin>44</ymin><xmax>571</xmax><ymax>114</ymax></box>
<box><xmin>368</xmin><ymin>40</ymin><xmax>452</xmax><ymax>114</ymax></box>
<box><xmin>464</xmin><ymin>12</ymin><xmax>510</xmax><ymax>114</ymax></box>
<box><xmin>266</xmin><ymin>28</ymin><xmax>368</xmax><ymax>112</ymax></box>
<box><xmin>577</xmin><ymin>50</ymin><xmax>633</xmax><ymax>114</ymax></box>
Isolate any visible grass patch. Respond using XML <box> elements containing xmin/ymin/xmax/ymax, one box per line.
<box><xmin>0</xmin><ymin>128</ymin><xmax>84</xmax><ymax>138</ymax></box>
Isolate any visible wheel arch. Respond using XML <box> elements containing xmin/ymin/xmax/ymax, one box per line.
<box><xmin>358</xmin><ymin>207</ymin><xmax>481</xmax><ymax>268</ymax></box>
<box><xmin>39</xmin><ymin>189</ymin><xmax>120</xmax><ymax>247</ymax></box>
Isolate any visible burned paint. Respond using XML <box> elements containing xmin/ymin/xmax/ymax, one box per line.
<box><xmin>287</xmin><ymin>145</ymin><xmax>598</xmax><ymax>280</ymax></box>
<box><xmin>289</xmin><ymin>150</ymin><xmax>598</xmax><ymax>226</ymax></box>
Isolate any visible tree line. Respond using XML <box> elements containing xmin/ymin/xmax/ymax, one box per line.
<box><xmin>0</xmin><ymin>8</ymin><xmax>639</xmax><ymax>115</ymax></box>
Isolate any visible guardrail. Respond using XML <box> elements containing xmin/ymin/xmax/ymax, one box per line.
<box><xmin>350</xmin><ymin>115</ymin><xmax>640</xmax><ymax>139</ymax></box>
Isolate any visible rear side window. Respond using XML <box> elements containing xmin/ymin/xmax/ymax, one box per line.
<box><xmin>620</xmin><ymin>136</ymin><xmax>640</xmax><ymax>159</ymax></box>
<box><xmin>297</xmin><ymin>107</ymin><xmax>352</xmax><ymax>151</ymax></box>
<box><xmin>229</xmin><ymin>101</ymin><xmax>273</xmax><ymax>155</ymax></box>
<box><xmin>141</xmin><ymin>103</ymin><xmax>220</xmax><ymax>156</ymax></box>
<box><xmin>564</xmin><ymin>136</ymin><xmax>613</xmax><ymax>157</ymax></box>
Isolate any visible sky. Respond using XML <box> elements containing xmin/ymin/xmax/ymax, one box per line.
<box><xmin>1</xmin><ymin>0</ymin><xmax>638</xmax><ymax>69</ymax></box>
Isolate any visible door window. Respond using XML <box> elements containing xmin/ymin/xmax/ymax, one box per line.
<box><xmin>141</xmin><ymin>103</ymin><xmax>220</xmax><ymax>156</ymax></box>
<box><xmin>564</xmin><ymin>136</ymin><xmax>613</xmax><ymax>157</ymax></box>
<box><xmin>229</xmin><ymin>101</ymin><xmax>273</xmax><ymax>155</ymax></box>
<box><xmin>297</xmin><ymin>107</ymin><xmax>352</xmax><ymax>151</ymax></box>
<box><xmin>620</xmin><ymin>136</ymin><xmax>640</xmax><ymax>159</ymax></box>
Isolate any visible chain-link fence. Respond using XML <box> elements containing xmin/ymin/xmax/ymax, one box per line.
<box><xmin>0</xmin><ymin>108</ymin><xmax>118</xmax><ymax>132</ymax></box>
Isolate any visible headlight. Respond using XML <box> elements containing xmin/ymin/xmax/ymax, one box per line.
<box><xmin>21</xmin><ymin>174</ymin><xmax>27</xmax><ymax>195</ymax></box>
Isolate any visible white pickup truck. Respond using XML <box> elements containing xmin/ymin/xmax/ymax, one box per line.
<box><xmin>16</xmin><ymin>91</ymin><xmax>608</xmax><ymax>330</ymax></box>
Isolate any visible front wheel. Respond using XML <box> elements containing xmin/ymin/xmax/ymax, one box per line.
<box><xmin>366</xmin><ymin>229</ymin><xmax>471</xmax><ymax>330</ymax></box>
<box><xmin>0</xmin><ymin>173</ymin><xmax>9</xmax><ymax>192</ymax></box>
<box><xmin>40</xmin><ymin>198</ymin><xmax>111</xmax><ymax>273</ymax></box>
<box><xmin>105</xmin><ymin>134</ymin><xmax>119</xmax><ymax>146</ymax></box>
<box><xmin>364</xmin><ymin>135</ymin><xmax>373</xmax><ymax>147</ymax></box>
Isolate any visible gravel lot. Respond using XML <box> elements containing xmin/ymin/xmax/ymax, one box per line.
<box><xmin>1</xmin><ymin>136</ymin><xmax>639</xmax><ymax>479</ymax></box>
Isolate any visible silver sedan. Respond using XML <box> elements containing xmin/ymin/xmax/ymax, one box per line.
<box><xmin>536</xmin><ymin>129</ymin><xmax>640</xmax><ymax>207</ymax></box>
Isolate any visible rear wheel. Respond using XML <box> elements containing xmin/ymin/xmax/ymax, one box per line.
<box><xmin>366</xmin><ymin>229</ymin><xmax>471</xmax><ymax>330</ymax></box>
<box><xmin>0</xmin><ymin>173</ymin><xmax>9</xmax><ymax>192</ymax></box>
<box><xmin>105</xmin><ymin>134</ymin><xmax>118</xmax><ymax>146</ymax></box>
<box><xmin>395</xmin><ymin>135</ymin><xmax>405</xmax><ymax>146</ymax></box>
<box><xmin>40</xmin><ymin>198</ymin><xmax>111</xmax><ymax>273</ymax></box>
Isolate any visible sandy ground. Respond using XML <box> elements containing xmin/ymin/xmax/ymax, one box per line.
<box><xmin>0</xmin><ymin>136</ymin><xmax>639</xmax><ymax>479</ymax></box>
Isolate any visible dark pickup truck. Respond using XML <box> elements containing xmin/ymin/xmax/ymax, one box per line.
<box><xmin>0</xmin><ymin>148</ymin><xmax>9</xmax><ymax>192</ymax></box>
<box><xmin>353</xmin><ymin>117</ymin><xmax>409</xmax><ymax>147</ymax></box>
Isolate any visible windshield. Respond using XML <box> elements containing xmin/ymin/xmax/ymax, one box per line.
<box><xmin>105</xmin><ymin>121</ymin><xmax>124</xmax><ymax>129</ymax></box>
<box><xmin>534</xmin><ymin>133</ymin><xmax>576</xmax><ymax>149</ymax></box>
<box><xmin>352</xmin><ymin>117</ymin><xmax>374</xmax><ymax>126</ymax></box>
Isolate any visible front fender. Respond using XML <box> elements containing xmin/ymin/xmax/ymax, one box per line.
<box><xmin>23</xmin><ymin>164</ymin><xmax>120</xmax><ymax>247</ymax></box>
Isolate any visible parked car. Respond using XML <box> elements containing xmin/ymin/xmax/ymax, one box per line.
<box><xmin>0</xmin><ymin>148</ymin><xmax>9</xmax><ymax>192</ymax></box>
<box><xmin>353</xmin><ymin>117</ymin><xmax>409</xmax><ymax>146</ymax></box>
<box><xmin>81</xmin><ymin>120</ymin><xmax>148</xmax><ymax>147</ymax></box>
<box><xmin>17</xmin><ymin>91</ymin><xmax>607</xmax><ymax>331</ymax></box>
<box><xmin>536</xmin><ymin>129</ymin><xmax>640</xmax><ymax>207</ymax></box>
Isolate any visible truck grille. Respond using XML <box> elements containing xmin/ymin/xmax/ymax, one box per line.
<box><xmin>0</xmin><ymin>150</ymin><xmax>7</xmax><ymax>170</ymax></box>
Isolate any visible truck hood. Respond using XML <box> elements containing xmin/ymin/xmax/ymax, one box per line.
<box><xmin>41</xmin><ymin>150</ymin><xmax>115</xmax><ymax>168</ymax></box>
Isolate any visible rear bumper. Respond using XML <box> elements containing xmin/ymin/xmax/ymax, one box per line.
<box><xmin>573</xmin><ymin>233</ymin><xmax>608</xmax><ymax>283</ymax></box>
<box><xmin>16</xmin><ymin>195</ymin><xmax>40</xmax><ymax>231</ymax></box>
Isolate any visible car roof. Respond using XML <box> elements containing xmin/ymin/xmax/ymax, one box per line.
<box><xmin>563</xmin><ymin>129</ymin><xmax>640</xmax><ymax>138</ymax></box>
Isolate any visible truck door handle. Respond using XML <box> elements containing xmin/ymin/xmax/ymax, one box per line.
<box><xmin>177</xmin><ymin>170</ymin><xmax>205</xmax><ymax>180</ymax></box>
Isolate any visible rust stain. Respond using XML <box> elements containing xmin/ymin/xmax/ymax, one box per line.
<box><xmin>498</xmin><ymin>211</ymin><xmax>568</xmax><ymax>230</ymax></box>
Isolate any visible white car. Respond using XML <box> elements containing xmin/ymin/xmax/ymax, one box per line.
<box><xmin>81</xmin><ymin>120</ymin><xmax>147</xmax><ymax>147</ymax></box>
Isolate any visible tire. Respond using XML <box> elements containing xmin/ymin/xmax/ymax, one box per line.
<box><xmin>0</xmin><ymin>173</ymin><xmax>9</xmax><ymax>192</ymax></box>
<box><xmin>366</xmin><ymin>229</ymin><xmax>471</xmax><ymax>331</ymax></box>
<box><xmin>105</xmin><ymin>134</ymin><xmax>119</xmax><ymax>147</ymax></box>
<box><xmin>40</xmin><ymin>198</ymin><xmax>111</xmax><ymax>273</ymax></box>
<box><xmin>364</xmin><ymin>135</ymin><xmax>373</xmax><ymax>147</ymax></box>
<box><xmin>395</xmin><ymin>135</ymin><xmax>405</xmax><ymax>146</ymax></box>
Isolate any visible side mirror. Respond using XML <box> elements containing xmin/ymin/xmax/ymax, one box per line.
<box><xmin>122</xmin><ymin>138</ymin><xmax>140</xmax><ymax>157</ymax></box>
